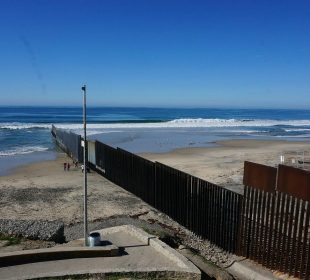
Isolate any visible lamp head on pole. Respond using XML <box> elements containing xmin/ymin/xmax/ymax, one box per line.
<box><xmin>81</xmin><ymin>85</ymin><xmax>86</xmax><ymax>92</ymax></box>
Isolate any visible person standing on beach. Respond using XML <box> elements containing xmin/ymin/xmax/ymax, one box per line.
<box><xmin>63</xmin><ymin>162</ymin><xmax>67</xmax><ymax>171</ymax></box>
<box><xmin>67</xmin><ymin>162</ymin><xmax>70</xmax><ymax>171</ymax></box>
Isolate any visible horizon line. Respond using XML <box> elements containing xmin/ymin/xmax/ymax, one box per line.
<box><xmin>0</xmin><ymin>104</ymin><xmax>310</xmax><ymax>110</ymax></box>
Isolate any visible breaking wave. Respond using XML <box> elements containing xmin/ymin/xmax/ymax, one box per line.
<box><xmin>1</xmin><ymin>118</ymin><xmax>310</xmax><ymax>131</ymax></box>
<box><xmin>0</xmin><ymin>146</ymin><xmax>49</xmax><ymax>157</ymax></box>
<box><xmin>0</xmin><ymin>123</ymin><xmax>51</xmax><ymax>130</ymax></box>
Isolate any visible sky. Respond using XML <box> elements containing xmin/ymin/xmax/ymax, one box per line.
<box><xmin>0</xmin><ymin>0</ymin><xmax>309</xmax><ymax>108</ymax></box>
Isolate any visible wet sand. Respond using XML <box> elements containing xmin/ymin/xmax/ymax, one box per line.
<box><xmin>1</xmin><ymin>139</ymin><xmax>310</xmax><ymax>224</ymax></box>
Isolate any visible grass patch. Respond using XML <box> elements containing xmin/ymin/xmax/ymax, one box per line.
<box><xmin>0</xmin><ymin>234</ymin><xmax>22</xmax><ymax>246</ymax></box>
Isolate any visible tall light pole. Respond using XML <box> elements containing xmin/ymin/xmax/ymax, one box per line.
<box><xmin>81</xmin><ymin>84</ymin><xmax>88</xmax><ymax>246</ymax></box>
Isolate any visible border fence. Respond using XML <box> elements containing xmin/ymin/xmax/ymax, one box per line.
<box><xmin>238</xmin><ymin>161</ymin><xmax>310</xmax><ymax>279</ymax></box>
<box><xmin>52</xmin><ymin>126</ymin><xmax>310</xmax><ymax>279</ymax></box>
<box><xmin>52</xmin><ymin>125</ymin><xmax>82</xmax><ymax>162</ymax></box>
<box><xmin>93</xmin><ymin>140</ymin><xmax>242</xmax><ymax>252</ymax></box>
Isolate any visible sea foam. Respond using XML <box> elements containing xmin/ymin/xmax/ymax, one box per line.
<box><xmin>1</xmin><ymin>118</ymin><xmax>310</xmax><ymax>131</ymax></box>
<box><xmin>0</xmin><ymin>146</ymin><xmax>49</xmax><ymax>157</ymax></box>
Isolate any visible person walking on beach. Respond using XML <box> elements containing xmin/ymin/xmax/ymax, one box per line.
<box><xmin>67</xmin><ymin>162</ymin><xmax>70</xmax><ymax>171</ymax></box>
<box><xmin>63</xmin><ymin>162</ymin><xmax>67</xmax><ymax>171</ymax></box>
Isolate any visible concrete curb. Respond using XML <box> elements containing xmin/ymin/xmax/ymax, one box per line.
<box><xmin>0</xmin><ymin>245</ymin><xmax>119</xmax><ymax>268</ymax></box>
<box><xmin>178</xmin><ymin>248</ymin><xmax>234</xmax><ymax>280</ymax></box>
<box><xmin>227</xmin><ymin>259</ymin><xmax>292</xmax><ymax>280</ymax></box>
<box><xmin>95</xmin><ymin>225</ymin><xmax>201</xmax><ymax>275</ymax></box>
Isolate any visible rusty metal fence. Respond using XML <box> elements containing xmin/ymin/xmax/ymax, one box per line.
<box><xmin>51</xmin><ymin>126</ymin><xmax>310</xmax><ymax>278</ymax></box>
<box><xmin>94</xmin><ymin>140</ymin><xmax>242</xmax><ymax>253</ymax></box>
<box><xmin>155</xmin><ymin>162</ymin><xmax>242</xmax><ymax>253</ymax></box>
<box><xmin>238</xmin><ymin>161</ymin><xmax>310</xmax><ymax>279</ymax></box>
<box><xmin>95</xmin><ymin>142</ymin><xmax>156</xmax><ymax>206</ymax></box>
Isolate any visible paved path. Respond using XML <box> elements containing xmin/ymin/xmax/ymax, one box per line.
<box><xmin>0</xmin><ymin>225</ymin><xmax>200</xmax><ymax>280</ymax></box>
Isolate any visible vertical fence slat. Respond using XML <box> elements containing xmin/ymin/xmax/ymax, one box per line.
<box><xmin>294</xmin><ymin>200</ymin><xmax>306</xmax><ymax>277</ymax></box>
<box><xmin>275</xmin><ymin>192</ymin><xmax>286</xmax><ymax>269</ymax></box>
<box><xmin>262</xmin><ymin>192</ymin><xmax>272</xmax><ymax>266</ymax></box>
<box><xmin>289</xmin><ymin>199</ymin><xmax>301</xmax><ymax>273</ymax></box>
<box><xmin>300</xmin><ymin>202</ymin><xmax>310</xmax><ymax>279</ymax></box>
<box><xmin>283</xmin><ymin>195</ymin><xmax>295</xmax><ymax>273</ymax></box>
<box><xmin>257</xmin><ymin>190</ymin><xmax>267</xmax><ymax>263</ymax></box>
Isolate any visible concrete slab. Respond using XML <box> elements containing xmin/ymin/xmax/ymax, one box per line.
<box><xmin>0</xmin><ymin>225</ymin><xmax>201</xmax><ymax>280</ymax></box>
<box><xmin>96</xmin><ymin>225</ymin><xmax>200</xmax><ymax>272</ymax></box>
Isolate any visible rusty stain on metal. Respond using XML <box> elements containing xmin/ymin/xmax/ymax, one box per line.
<box><xmin>243</xmin><ymin>161</ymin><xmax>277</xmax><ymax>192</ymax></box>
<box><xmin>239</xmin><ymin>161</ymin><xmax>310</xmax><ymax>278</ymax></box>
<box><xmin>277</xmin><ymin>165</ymin><xmax>310</xmax><ymax>201</ymax></box>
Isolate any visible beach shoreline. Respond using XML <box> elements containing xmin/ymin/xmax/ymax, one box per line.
<box><xmin>0</xmin><ymin>138</ymin><xmax>309</xmax><ymax>254</ymax></box>
<box><xmin>0</xmin><ymin>150</ymin><xmax>57</xmax><ymax>177</ymax></box>
<box><xmin>1</xmin><ymin>139</ymin><xmax>309</xmax><ymax>224</ymax></box>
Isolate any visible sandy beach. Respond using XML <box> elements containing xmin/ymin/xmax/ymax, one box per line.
<box><xmin>142</xmin><ymin>139</ymin><xmax>310</xmax><ymax>193</ymax></box>
<box><xmin>1</xmin><ymin>138</ymin><xmax>310</xmax><ymax>267</ymax></box>
<box><xmin>0</xmin><ymin>153</ymin><xmax>152</xmax><ymax>225</ymax></box>
<box><xmin>1</xmin><ymin>139</ymin><xmax>310</xmax><ymax>226</ymax></box>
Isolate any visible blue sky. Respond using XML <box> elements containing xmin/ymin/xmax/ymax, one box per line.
<box><xmin>0</xmin><ymin>0</ymin><xmax>309</xmax><ymax>108</ymax></box>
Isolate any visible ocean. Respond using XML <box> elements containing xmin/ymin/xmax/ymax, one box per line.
<box><xmin>1</xmin><ymin>106</ymin><xmax>310</xmax><ymax>175</ymax></box>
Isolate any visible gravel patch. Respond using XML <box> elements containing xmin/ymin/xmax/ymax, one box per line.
<box><xmin>0</xmin><ymin>219</ymin><xmax>64</xmax><ymax>243</ymax></box>
<box><xmin>0</xmin><ymin>187</ymin><xmax>73</xmax><ymax>205</ymax></box>
<box><xmin>65</xmin><ymin>215</ymin><xmax>172</xmax><ymax>241</ymax></box>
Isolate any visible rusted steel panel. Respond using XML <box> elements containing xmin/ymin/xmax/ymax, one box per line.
<box><xmin>277</xmin><ymin>165</ymin><xmax>310</xmax><ymax>201</ymax></box>
<box><xmin>240</xmin><ymin>187</ymin><xmax>310</xmax><ymax>279</ymax></box>
<box><xmin>243</xmin><ymin>161</ymin><xmax>277</xmax><ymax>192</ymax></box>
